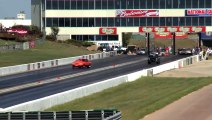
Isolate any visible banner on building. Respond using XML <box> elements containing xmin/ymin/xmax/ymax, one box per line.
<box><xmin>99</xmin><ymin>28</ymin><xmax>117</xmax><ymax>35</ymax></box>
<box><xmin>201</xmin><ymin>32</ymin><xmax>212</xmax><ymax>40</ymax></box>
<box><xmin>116</xmin><ymin>10</ymin><xmax>159</xmax><ymax>17</ymax></box>
<box><xmin>185</xmin><ymin>9</ymin><xmax>212</xmax><ymax>16</ymax></box>
<box><xmin>139</xmin><ymin>26</ymin><xmax>206</xmax><ymax>33</ymax></box>
<box><xmin>154</xmin><ymin>32</ymin><xmax>188</xmax><ymax>39</ymax></box>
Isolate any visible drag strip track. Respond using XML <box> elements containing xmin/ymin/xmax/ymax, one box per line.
<box><xmin>0</xmin><ymin>55</ymin><xmax>189</xmax><ymax>108</ymax></box>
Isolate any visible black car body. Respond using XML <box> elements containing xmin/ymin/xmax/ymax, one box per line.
<box><xmin>178</xmin><ymin>48</ymin><xmax>192</xmax><ymax>55</ymax></box>
<box><xmin>148</xmin><ymin>52</ymin><xmax>160</xmax><ymax>64</ymax></box>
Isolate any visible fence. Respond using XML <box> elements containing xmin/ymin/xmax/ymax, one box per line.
<box><xmin>0</xmin><ymin>110</ymin><xmax>121</xmax><ymax>120</ymax></box>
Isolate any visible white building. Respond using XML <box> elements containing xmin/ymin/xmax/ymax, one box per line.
<box><xmin>32</xmin><ymin>0</ymin><xmax>212</xmax><ymax>46</ymax></box>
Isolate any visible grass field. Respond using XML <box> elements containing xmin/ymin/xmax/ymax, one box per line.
<box><xmin>46</xmin><ymin>77</ymin><xmax>212</xmax><ymax>120</ymax></box>
<box><xmin>0</xmin><ymin>40</ymin><xmax>96</xmax><ymax>67</ymax></box>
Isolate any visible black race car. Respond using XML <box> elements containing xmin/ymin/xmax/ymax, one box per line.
<box><xmin>148</xmin><ymin>52</ymin><xmax>160</xmax><ymax>64</ymax></box>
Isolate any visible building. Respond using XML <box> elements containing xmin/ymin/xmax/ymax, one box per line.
<box><xmin>0</xmin><ymin>11</ymin><xmax>31</xmax><ymax>29</ymax></box>
<box><xmin>32</xmin><ymin>0</ymin><xmax>212</xmax><ymax>46</ymax></box>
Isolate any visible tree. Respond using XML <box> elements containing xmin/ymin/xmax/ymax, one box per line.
<box><xmin>50</xmin><ymin>27</ymin><xmax>59</xmax><ymax>41</ymax></box>
<box><xmin>122</xmin><ymin>32</ymin><xmax>132</xmax><ymax>47</ymax></box>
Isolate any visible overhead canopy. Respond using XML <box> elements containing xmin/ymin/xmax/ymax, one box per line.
<box><xmin>201</xmin><ymin>32</ymin><xmax>212</xmax><ymax>40</ymax></box>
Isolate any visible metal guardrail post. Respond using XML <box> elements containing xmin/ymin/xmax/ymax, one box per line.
<box><xmin>53</xmin><ymin>112</ymin><xmax>56</xmax><ymax>120</ymax></box>
<box><xmin>23</xmin><ymin>112</ymin><xmax>26</xmax><ymax>120</ymax></box>
<box><xmin>85</xmin><ymin>111</ymin><xmax>88</xmax><ymax>120</ymax></box>
<box><xmin>8</xmin><ymin>112</ymin><xmax>11</xmax><ymax>120</ymax></box>
<box><xmin>38</xmin><ymin>112</ymin><xmax>41</xmax><ymax>120</ymax></box>
<box><xmin>101</xmin><ymin>110</ymin><xmax>104</xmax><ymax>120</ymax></box>
<box><xmin>69</xmin><ymin>111</ymin><xmax>72</xmax><ymax>120</ymax></box>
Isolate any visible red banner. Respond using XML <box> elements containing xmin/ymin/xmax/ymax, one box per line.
<box><xmin>116</xmin><ymin>10</ymin><xmax>159</xmax><ymax>17</ymax></box>
<box><xmin>139</xmin><ymin>26</ymin><xmax>206</xmax><ymax>33</ymax></box>
<box><xmin>154</xmin><ymin>32</ymin><xmax>188</xmax><ymax>39</ymax></box>
<box><xmin>99</xmin><ymin>28</ymin><xmax>117</xmax><ymax>35</ymax></box>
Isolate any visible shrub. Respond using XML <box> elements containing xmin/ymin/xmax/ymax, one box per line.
<box><xmin>66</xmin><ymin>39</ymin><xmax>94</xmax><ymax>47</ymax></box>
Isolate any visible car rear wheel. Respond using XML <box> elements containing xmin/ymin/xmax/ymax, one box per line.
<box><xmin>87</xmin><ymin>65</ymin><xmax>91</xmax><ymax>68</ymax></box>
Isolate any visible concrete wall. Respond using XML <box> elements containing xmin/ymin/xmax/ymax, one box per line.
<box><xmin>31</xmin><ymin>0</ymin><xmax>42</xmax><ymax>29</ymax></box>
<box><xmin>0</xmin><ymin>54</ymin><xmax>201</xmax><ymax>112</ymax></box>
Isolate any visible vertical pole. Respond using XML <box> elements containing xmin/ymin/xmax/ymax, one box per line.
<box><xmin>147</xmin><ymin>32</ymin><xmax>150</xmax><ymax>55</ymax></box>
<box><xmin>172</xmin><ymin>32</ymin><xmax>176</xmax><ymax>55</ymax></box>
<box><xmin>198</xmin><ymin>32</ymin><xmax>202</xmax><ymax>47</ymax></box>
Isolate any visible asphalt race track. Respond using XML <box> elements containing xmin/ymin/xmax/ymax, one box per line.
<box><xmin>0</xmin><ymin>54</ymin><xmax>189</xmax><ymax>108</ymax></box>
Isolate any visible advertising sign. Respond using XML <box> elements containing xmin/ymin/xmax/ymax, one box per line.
<box><xmin>116</xmin><ymin>10</ymin><xmax>159</xmax><ymax>17</ymax></box>
<box><xmin>139</xmin><ymin>26</ymin><xmax>206</xmax><ymax>33</ymax></box>
<box><xmin>154</xmin><ymin>32</ymin><xmax>188</xmax><ymax>39</ymax></box>
<box><xmin>7</xmin><ymin>28</ymin><xmax>28</xmax><ymax>34</ymax></box>
<box><xmin>185</xmin><ymin>9</ymin><xmax>212</xmax><ymax>16</ymax></box>
<box><xmin>99</xmin><ymin>28</ymin><xmax>117</xmax><ymax>35</ymax></box>
<box><xmin>201</xmin><ymin>32</ymin><xmax>212</xmax><ymax>40</ymax></box>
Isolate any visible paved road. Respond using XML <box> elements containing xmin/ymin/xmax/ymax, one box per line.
<box><xmin>0</xmin><ymin>55</ymin><xmax>186</xmax><ymax>108</ymax></box>
<box><xmin>142</xmin><ymin>60</ymin><xmax>212</xmax><ymax>120</ymax></box>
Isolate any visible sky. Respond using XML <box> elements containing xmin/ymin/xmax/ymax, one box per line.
<box><xmin>0</xmin><ymin>0</ymin><xmax>31</xmax><ymax>19</ymax></box>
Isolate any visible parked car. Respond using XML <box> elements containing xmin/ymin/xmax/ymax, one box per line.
<box><xmin>71</xmin><ymin>59</ymin><xmax>92</xmax><ymax>68</ymax></box>
<box><xmin>178</xmin><ymin>48</ymin><xmax>192</xmax><ymax>55</ymax></box>
<box><xmin>136</xmin><ymin>48</ymin><xmax>146</xmax><ymax>55</ymax></box>
<box><xmin>148</xmin><ymin>52</ymin><xmax>160</xmax><ymax>64</ymax></box>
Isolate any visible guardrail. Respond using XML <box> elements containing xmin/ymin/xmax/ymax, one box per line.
<box><xmin>0</xmin><ymin>54</ymin><xmax>202</xmax><ymax>113</ymax></box>
<box><xmin>0</xmin><ymin>51</ymin><xmax>117</xmax><ymax>76</ymax></box>
<box><xmin>0</xmin><ymin>110</ymin><xmax>121</xmax><ymax>120</ymax></box>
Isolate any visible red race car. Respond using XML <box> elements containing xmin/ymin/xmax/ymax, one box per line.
<box><xmin>71</xmin><ymin>59</ymin><xmax>92</xmax><ymax>69</ymax></box>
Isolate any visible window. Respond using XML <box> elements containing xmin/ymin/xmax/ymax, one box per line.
<box><xmin>127</xmin><ymin>18</ymin><xmax>133</xmax><ymax>26</ymax></box>
<box><xmin>140</xmin><ymin>0</ymin><xmax>146</xmax><ymax>9</ymax></box>
<box><xmin>140</xmin><ymin>18</ymin><xmax>146</xmax><ymax>26</ymax></box>
<box><xmin>59</xmin><ymin>18</ymin><xmax>64</xmax><ymax>27</ymax></box>
<box><xmin>199</xmin><ymin>0</ymin><xmax>205</xmax><ymax>8</ymax></box>
<box><xmin>147</xmin><ymin>0</ymin><xmax>152</xmax><ymax>9</ymax></box>
<box><xmin>121</xmin><ymin>18</ymin><xmax>126</xmax><ymax>26</ymax></box>
<box><xmin>59</xmin><ymin>0</ymin><xmax>64</xmax><ymax>9</ymax></box>
<box><xmin>134</xmin><ymin>18</ymin><xmax>140</xmax><ymax>26</ymax></box>
<box><xmin>46</xmin><ymin>0</ymin><xmax>52</xmax><ymax>9</ymax></box>
<box><xmin>108</xmin><ymin>18</ymin><xmax>114</xmax><ymax>27</ymax></box>
<box><xmin>115</xmin><ymin>18</ymin><xmax>121</xmax><ymax>26</ymax></box>
<box><xmin>102</xmin><ymin>18</ymin><xmax>108</xmax><ymax>27</ymax></box>
<box><xmin>147</xmin><ymin>18</ymin><xmax>152</xmax><ymax>26</ymax></box>
<box><xmin>65</xmin><ymin>0</ymin><xmax>70</xmax><ymax>9</ymax></box>
<box><xmin>127</xmin><ymin>0</ymin><xmax>133</xmax><ymax>9</ymax></box>
<box><xmin>199</xmin><ymin>17</ymin><xmax>205</xmax><ymax>26</ymax></box>
<box><xmin>166</xmin><ymin>17</ymin><xmax>172</xmax><ymax>26</ymax></box>
<box><xmin>115</xmin><ymin>0</ymin><xmax>121</xmax><ymax>9</ymax></box>
<box><xmin>186</xmin><ymin>17</ymin><xmax>192</xmax><ymax>26</ymax></box>
<box><xmin>83</xmin><ymin>18</ymin><xmax>89</xmax><ymax>27</ymax></box>
<box><xmin>153</xmin><ymin>18</ymin><xmax>159</xmax><ymax>26</ymax></box>
<box><xmin>89</xmin><ymin>18</ymin><xmax>94</xmax><ymax>27</ymax></box>
<box><xmin>192</xmin><ymin>0</ymin><xmax>198</xmax><ymax>8</ymax></box>
<box><xmin>96</xmin><ymin>18</ymin><xmax>102</xmax><ymax>27</ymax></box>
<box><xmin>205</xmin><ymin>0</ymin><xmax>211</xmax><ymax>8</ymax></box>
<box><xmin>102</xmin><ymin>35</ymin><xmax>108</xmax><ymax>40</ymax></box>
<box><xmin>186</xmin><ymin>0</ymin><xmax>192</xmax><ymax>8</ymax></box>
<box><xmin>134</xmin><ymin>0</ymin><xmax>140</xmax><ymax>9</ymax></box>
<box><xmin>160</xmin><ymin>17</ymin><xmax>166</xmax><ymax>26</ymax></box>
<box><xmin>205</xmin><ymin>17</ymin><xmax>212</xmax><ymax>26</ymax></box>
<box><xmin>52</xmin><ymin>0</ymin><xmax>58</xmax><ymax>9</ymax></box>
<box><xmin>46</xmin><ymin>18</ymin><xmax>52</xmax><ymax>27</ymax></box>
<box><xmin>179</xmin><ymin>0</ymin><xmax>185</xmax><ymax>8</ymax></box>
<box><xmin>77</xmin><ymin>18</ymin><xmax>83</xmax><ymax>27</ymax></box>
<box><xmin>89</xmin><ymin>0</ymin><xmax>95</xmax><ymax>9</ymax></box>
<box><xmin>71</xmin><ymin>0</ymin><xmax>77</xmax><ymax>9</ymax></box>
<box><xmin>192</xmin><ymin>17</ymin><xmax>199</xmax><ymax>26</ymax></box>
<box><xmin>77</xmin><ymin>0</ymin><xmax>83</xmax><ymax>9</ymax></box>
<box><xmin>52</xmin><ymin>18</ymin><xmax>58</xmax><ymax>27</ymax></box>
<box><xmin>65</xmin><ymin>18</ymin><xmax>70</xmax><ymax>27</ymax></box>
<box><xmin>179</xmin><ymin>17</ymin><xmax>185</xmax><ymax>26</ymax></box>
<box><xmin>121</xmin><ymin>0</ymin><xmax>127</xmax><ymax>9</ymax></box>
<box><xmin>160</xmin><ymin>0</ymin><xmax>166</xmax><ymax>9</ymax></box>
<box><xmin>83</xmin><ymin>0</ymin><xmax>89</xmax><ymax>9</ymax></box>
<box><xmin>173</xmin><ymin>0</ymin><xmax>179</xmax><ymax>8</ymax></box>
<box><xmin>166</xmin><ymin>0</ymin><xmax>172</xmax><ymax>9</ymax></box>
<box><xmin>102</xmin><ymin>0</ymin><xmax>108</xmax><ymax>9</ymax></box>
<box><xmin>96</xmin><ymin>0</ymin><xmax>102</xmax><ymax>9</ymax></box>
<box><xmin>108</xmin><ymin>0</ymin><xmax>115</xmax><ymax>9</ymax></box>
<box><xmin>108</xmin><ymin>35</ymin><xmax>118</xmax><ymax>41</ymax></box>
<box><xmin>172</xmin><ymin>17</ymin><xmax>179</xmax><ymax>26</ymax></box>
<box><xmin>153</xmin><ymin>0</ymin><xmax>159</xmax><ymax>9</ymax></box>
<box><xmin>71</xmin><ymin>18</ymin><xmax>76</xmax><ymax>27</ymax></box>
